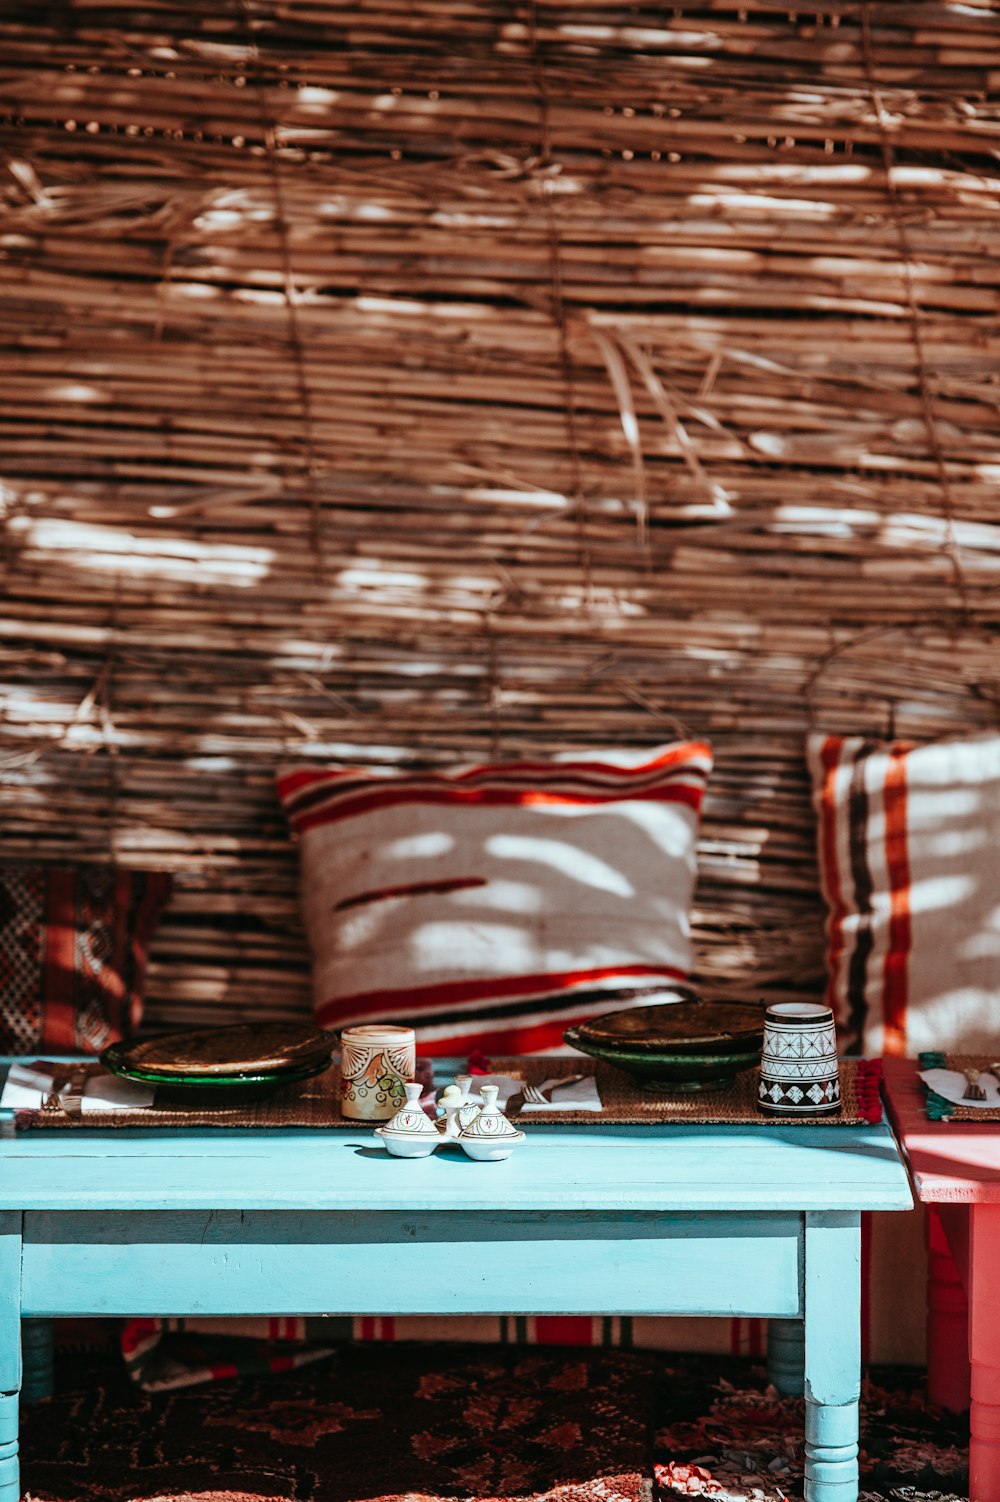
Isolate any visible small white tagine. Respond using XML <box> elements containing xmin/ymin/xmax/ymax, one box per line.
<box><xmin>458</xmin><ymin>1083</ymin><xmax>525</xmax><ymax>1162</ymax></box>
<box><xmin>374</xmin><ymin>1081</ymin><xmax>440</xmax><ymax>1158</ymax></box>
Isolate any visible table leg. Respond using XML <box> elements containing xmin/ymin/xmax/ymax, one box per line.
<box><xmin>0</xmin><ymin>1214</ymin><xmax>21</xmax><ymax>1502</ymax></box>
<box><xmin>968</xmin><ymin>1203</ymin><xmax>1000</xmax><ymax>1502</ymax></box>
<box><xmin>927</xmin><ymin>1206</ymin><xmax>970</xmax><ymax>1412</ymax></box>
<box><xmin>21</xmin><ymin>1320</ymin><xmax>53</xmax><ymax>1404</ymax></box>
<box><xmin>767</xmin><ymin>1317</ymin><xmax>805</xmax><ymax>1396</ymax></box>
<box><xmin>803</xmin><ymin>1211</ymin><xmax>860</xmax><ymax>1502</ymax></box>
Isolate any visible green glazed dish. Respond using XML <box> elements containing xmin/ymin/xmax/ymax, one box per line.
<box><xmin>562</xmin><ymin>1029</ymin><xmax>760</xmax><ymax>1092</ymax></box>
<box><xmin>100</xmin><ymin>1048</ymin><xmax>331</xmax><ymax>1103</ymax></box>
<box><xmin>564</xmin><ymin>998</ymin><xmax>767</xmax><ymax>1092</ymax></box>
<box><xmin>101</xmin><ymin>1049</ymin><xmax>331</xmax><ymax>1090</ymax></box>
<box><xmin>100</xmin><ymin>1021</ymin><xmax>336</xmax><ymax>1101</ymax></box>
<box><xmin>102</xmin><ymin>1022</ymin><xmax>334</xmax><ymax>1079</ymax></box>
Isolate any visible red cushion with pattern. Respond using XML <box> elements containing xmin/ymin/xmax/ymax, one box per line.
<box><xmin>0</xmin><ymin>865</ymin><xmax>172</xmax><ymax>1054</ymax></box>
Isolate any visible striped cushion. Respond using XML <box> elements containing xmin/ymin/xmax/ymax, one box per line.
<box><xmin>808</xmin><ymin>731</ymin><xmax>1000</xmax><ymax>1056</ymax></box>
<box><xmin>277</xmin><ymin>742</ymin><xmax>712</xmax><ymax>1055</ymax></box>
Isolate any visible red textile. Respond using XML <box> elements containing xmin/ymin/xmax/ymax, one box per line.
<box><xmin>0</xmin><ymin>864</ymin><xmax>171</xmax><ymax>1054</ymax></box>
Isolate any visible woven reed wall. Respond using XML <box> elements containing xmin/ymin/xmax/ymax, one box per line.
<box><xmin>0</xmin><ymin>1</ymin><xmax>998</xmax><ymax>1034</ymax></box>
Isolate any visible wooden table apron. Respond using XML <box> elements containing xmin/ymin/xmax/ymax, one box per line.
<box><xmin>0</xmin><ymin>1114</ymin><xmax>912</xmax><ymax>1502</ymax></box>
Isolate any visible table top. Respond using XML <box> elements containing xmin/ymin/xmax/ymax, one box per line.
<box><xmin>882</xmin><ymin>1055</ymin><xmax>1000</xmax><ymax>1204</ymax></box>
<box><xmin>0</xmin><ymin>1069</ymin><xmax>912</xmax><ymax>1214</ymax></box>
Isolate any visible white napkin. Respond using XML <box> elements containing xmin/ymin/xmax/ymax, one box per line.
<box><xmin>448</xmin><ymin>1072</ymin><xmax>603</xmax><ymax>1113</ymax></box>
<box><xmin>0</xmin><ymin>1061</ymin><xmax>154</xmax><ymax>1114</ymax></box>
<box><xmin>919</xmin><ymin>1067</ymin><xmax>1000</xmax><ymax>1110</ymax></box>
<box><xmin>518</xmin><ymin>1075</ymin><xmax>603</xmax><ymax>1113</ymax></box>
<box><xmin>460</xmin><ymin>1073</ymin><xmax>519</xmax><ymax>1111</ymax></box>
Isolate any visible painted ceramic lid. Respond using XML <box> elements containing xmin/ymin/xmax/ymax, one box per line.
<box><xmin>459</xmin><ymin>1084</ymin><xmax>519</xmax><ymax>1139</ymax></box>
<box><xmin>381</xmin><ymin>1081</ymin><xmax>439</xmax><ymax>1135</ymax></box>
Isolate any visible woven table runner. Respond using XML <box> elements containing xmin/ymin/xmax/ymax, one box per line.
<box><xmin>14</xmin><ymin>1055</ymin><xmax>881</xmax><ymax>1129</ymax></box>
<box><xmin>919</xmin><ymin>1052</ymin><xmax>1000</xmax><ymax>1121</ymax></box>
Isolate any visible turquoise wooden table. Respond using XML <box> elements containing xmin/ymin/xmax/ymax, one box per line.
<box><xmin>0</xmin><ymin>1105</ymin><xmax>911</xmax><ymax>1502</ymax></box>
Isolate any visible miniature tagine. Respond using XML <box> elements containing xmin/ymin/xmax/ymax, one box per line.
<box><xmin>374</xmin><ymin>1081</ymin><xmax>440</xmax><ymax>1158</ymax></box>
<box><xmin>458</xmin><ymin>1084</ymin><xmax>525</xmax><ymax>1161</ymax></box>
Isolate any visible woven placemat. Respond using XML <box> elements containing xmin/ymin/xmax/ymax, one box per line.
<box><xmin>919</xmin><ymin>1052</ymin><xmax>1000</xmax><ymax>1122</ymax></box>
<box><xmin>14</xmin><ymin>1063</ymin><xmax>348</xmax><ymax>1131</ymax></box>
<box><xmin>494</xmin><ymin>1055</ymin><xmax>881</xmax><ymax>1126</ymax></box>
<box><xmin>14</xmin><ymin>1055</ymin><xmax>881</xmax><ymax>1129</ymax></box>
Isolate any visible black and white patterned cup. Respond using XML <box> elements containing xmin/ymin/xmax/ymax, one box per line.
<box><xmin>757</xmin><ymin>1002</ymin><xmax>840</xmax><ymax>1117</ymax></box>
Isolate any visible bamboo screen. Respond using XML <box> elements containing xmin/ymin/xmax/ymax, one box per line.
<box><xmin>0</xmin><ymin>2</ymin><xmax>998</xmax><ymax>1033</ymax></box>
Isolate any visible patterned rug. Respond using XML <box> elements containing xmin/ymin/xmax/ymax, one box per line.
<box><xmin>20</xmin><ymin>1344</ymin><xmax>969</xmax><ymax>1502</ymax></box>
<box><xmin>21</xmin><ymin>1342</ymin><xmax>653</xmax><ymax>1502</ymax></box>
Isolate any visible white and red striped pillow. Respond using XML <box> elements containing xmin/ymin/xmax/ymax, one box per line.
<box><xmin>808</xmin><ymin>731</ymin><xmax>1000</xmax><ymax>1057</ymax></box>
<box><xmin>278</xmin><ymin>742</ymin><xmax>712</xmax><ymax>1055</ymax></box>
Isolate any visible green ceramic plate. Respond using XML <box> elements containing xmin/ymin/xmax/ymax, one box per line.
<box><xmin>105</xmin><ymin>1022</ymin><xmax>334</xmax><ymax>1079</ymax></box>
<box><xmin>101</xmin><ymin>1048</ymin><xmax>331</xmax><ymax>1092</ymax></box>
<box><xmin>562</xmin><ymin>1028</ymin><xmax>760</xmax><ymax>1093</ymax></box>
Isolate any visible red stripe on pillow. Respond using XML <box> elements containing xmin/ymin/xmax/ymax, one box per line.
<box><xmin>881</xmin><ymin>748</ymin><xmax>912</xmax><ymax>1057</ymax></box>
<box><xmin>816</xmin><ymin>736</ymin><xmax>848</xmax><ymax>1025</ymax></box>
<box><xmin>278</xmin><ymin>757</ymin><xmax>711</xmax><ymax>828</ymax></box>
<box><xmin>334</xmin><ymin>876</ymin><xmax>488</xmax><ymax>912</ymax></box>
<box><xmin>441</xmin><ymin>743</ymin><xmax>712</xmax><ymax>780</ymax></box>
<box><xmin>276</xmin><ymin>742</ymin><xmax>712</xmax><ymax>808</ymax></box>
<box><xmin>289</xmin><ymin>779</ymin><xmax>706</xmax><ymax>836</ymax></box>
<box><xmin>323</xmin><ymin>993</ymin><xmax>686</xmax><ymax>1057</ymax></box>
<box><xmin>317</xmin><ymin>964</ymin><xmax>687</xmax><ymax>1026</ymax></box>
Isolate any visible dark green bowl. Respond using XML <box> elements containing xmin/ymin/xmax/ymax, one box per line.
<box><xmin>562</xmin><ymin>1028</ymin><xmax>759</xmax><ymax>1093</ymax></box>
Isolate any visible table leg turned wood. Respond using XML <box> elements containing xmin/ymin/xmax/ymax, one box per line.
<box><xmin>969</xmin><ymin>1203</ymin><xmax>1000</xmax><ymax>1502</ymax></box>
<box><xmin>0</xmin><ymin>1214</ymin><xmax>21</xmax><ymax>1502</ymax></box>
<box><xmin>927</xmin><ymin>1205</ymin><xmax>971</xmax><ymax>1412</ymax></box>
<box><xmin>803</xmin><ymin>1211</ymin><xmax>860</xmax><ymax>1502</ymax></box>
